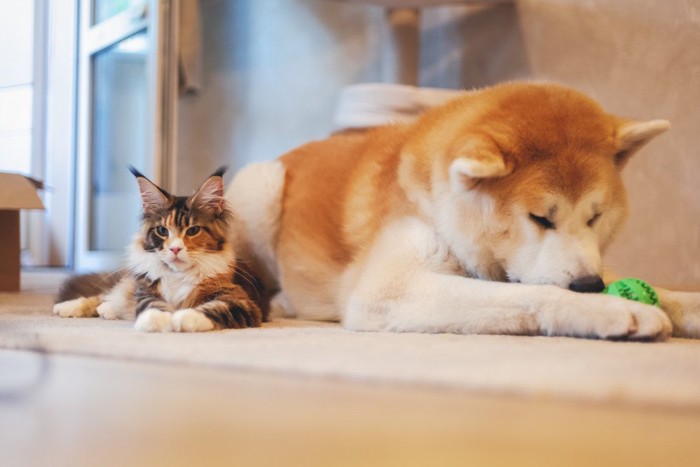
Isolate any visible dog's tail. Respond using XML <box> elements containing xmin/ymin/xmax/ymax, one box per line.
<box><xmin>224</xmin><ymin>160</ymin><xmax>285</xmax><ymax>291</ymax></box>
<box><xmin>56</xmin><ymin>270</ymin><xmax>128</xmax><ymax>303</ymax></box>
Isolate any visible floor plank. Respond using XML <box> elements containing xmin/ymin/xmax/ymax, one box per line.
<box><xmin>1</xmin><ymin>349</ymin><xmax>699</xmax><ymax>467</ymax></box>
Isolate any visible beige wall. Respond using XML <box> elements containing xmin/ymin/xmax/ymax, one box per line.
<box><xmin>518</xmin><ymin>0</ymin><xmax>700</xmax><ymax>287</ymax></box>
<box><xmin>176</xmin><ymin>0</ymin><xmax>528</xmax><ymax>192</ymax></box>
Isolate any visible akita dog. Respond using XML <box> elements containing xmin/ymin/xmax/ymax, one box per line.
<box><xmin>227</xmin><ymin>82</ymin><xmax>700</xmax><ymax>340</ymax></box>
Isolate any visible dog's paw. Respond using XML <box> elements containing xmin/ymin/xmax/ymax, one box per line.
<box><xmin>589</xmin><ymin>296</ymin><xmax>671</xmax><ymax>341</ymax></box>
<box><xmin>657</xmin><ymin>290</ymin><xmax>700</xmax><ymax>338</ymax></box>
<box><xmin>134</xmin><ymin>309</ymin><xmax>173</xmax><ymax>332</ymax></box>
<box><xmin>172</xmin><ymin>308</ymin><xmax>215</xmax><ymax>333</ymax></box>
<box><xmin>625</xmin><ymin>301</ymin><xmax>673</xmax><ymax>340</ymax></box>
<box><xmin>53</xmin><ymin>297</ymin><xmax>99</xmax><ymax>318</ymax></box>
<box><xmin>269</xmin><ymin>291</ymin><xmax>296</xmax><ymax>319</ymax></box>
<box><xmin>542</xmin><ymin>292</ymin><xmax>671</xmax><ymax>341</ymax></box>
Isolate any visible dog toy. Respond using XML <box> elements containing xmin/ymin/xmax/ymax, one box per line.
<box><xmin>603</xmin><ymin>278</ymin><xmax>659</xmax><ymax>307</ymax></box>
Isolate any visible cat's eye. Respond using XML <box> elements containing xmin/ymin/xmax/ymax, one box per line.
<box><xmin>587</xmin><ymin>212</ymin><xmax>602</xmax><ymax>228</ymax></box>
<box><xmin>529</xmin><ymin>213</ymin><xmax>555</xmax><ymax>230</ymax></box>
<box><xmin>185</xmin><ymin>226</ymin><xmax>201</xmax><ymax>236</ymax></box>
<box><xmin>155</xmin><ymin>226</ymin><xmax>169</xmax><ymax>238</ymax></box>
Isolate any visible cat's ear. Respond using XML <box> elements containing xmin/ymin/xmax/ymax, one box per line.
<box><xmin>188</xmin><ymin>166</ymin><xmax>227</xmax><ymax>214</ymax></box>
<box><xmin>129</xmin><ymin>166</ymin><xmax>171</xmax><ymax>212</ymax></box>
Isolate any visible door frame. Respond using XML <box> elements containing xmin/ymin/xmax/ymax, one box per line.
<box><xmin>39</xmin><ymin>0</ymin><xmax>78</xmax><ymax>268</ymax></box>
<box><xmin>74</xmin><ymin>0</ymin><xmax>178</xmax><ymax>272</ymax></box>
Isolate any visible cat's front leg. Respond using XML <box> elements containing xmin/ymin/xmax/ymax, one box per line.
<box><xmin>171</xmin><ymin>308</ymin><xmax>215</xmax><ymax>332</ymax></box>
<box><xmin>172</xmin><ymin>286</ymin><xmax>263</xmax><ymax>332</ymax></box>
<box><xmin>134</xmin><ymin>308</ymin><xmax>174</xmax><ymax>332</ymax></box>
<box><xmin>96</xmin><ymin>275</ymin><xmax>136</xmax><ymax>320</ymax></box>
<box><xmin>132</xmin><ymin>282</ymin><xmax>174</xmax><ymax>332</ymax></box>
<box><xmin>53</xmin><ymin>296</ymin><xmax>101</xmax><ymax>318</ymax></box>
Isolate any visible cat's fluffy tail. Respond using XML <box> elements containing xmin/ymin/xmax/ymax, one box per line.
<box><xmin>56</xmin><ymin>270</ymin><xmax>128</xmax><ymax>303</ymax></box>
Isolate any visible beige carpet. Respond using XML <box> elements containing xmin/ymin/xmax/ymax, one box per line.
<box><xmin>2</xmin><ymin>272</ymin><xmax>700</xmax><ymax>410</ymax></box>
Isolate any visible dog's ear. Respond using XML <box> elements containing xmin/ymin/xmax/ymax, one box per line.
<box><xmin>614</xmin><ymin>119</ymin><xmax>670</xmax><ymax>168</ymax></box>
<box><xmin>449</xmin><ymin>137</ymin><xmax>512</xmax><ymax>191</ymax></box>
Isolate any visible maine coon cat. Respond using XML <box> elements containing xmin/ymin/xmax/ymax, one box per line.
<box><xmin>53</xmin><ymin>167</ymin><xmax>268</xmax><ymax>332</ymax></box>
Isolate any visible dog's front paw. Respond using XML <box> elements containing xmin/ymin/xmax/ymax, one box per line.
<box><xmin>134</xmin><ymin>309</ymin><xmax>173</xmax><ymax>332</ymax></box>
<box><xmin>269</xmin><ymin>291</ymin><xmax>296</xmax><ymax>319</ymax></box>
<box><xmin>53</xmin><ymin>297</ymin><xmax>99</xmax><ymax>318</ymax></box>
<box><xmin>590</xmin><ymin>300</ymin><xmax>670</xmax><ymax>341</ymax></box>
<box><xmin>657</xmin><ymin>290</ymin><xmax>700</xmax><ymax>338</ymax></box>
<box><xmin>542</xmin><ymin>292</ymin><xmax>671</xmax><ymax>341</ymax></box>
<box><xmin>625</xmin><ymin>301</ymin><xmax>673</xmax><ymax>340</ymax></box>
<box><xmin>172</xmin><ymin>308</ymin><xmax>215</xmax><ymax>332</ymax></box>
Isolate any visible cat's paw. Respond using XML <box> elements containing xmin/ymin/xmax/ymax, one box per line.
<box><xmin>96</xmin><ymin>301</ymin><xmax>126</xmax><ymax>320</ymax></box>
<box><xmin>172</xmin><ymin>308</ymin><xmax>215</xmax><ymax>332</ymax></box>
<box><xmin>134</xmin><ymin>309</ymin><xmax>173</xmax><ymax>332</ymax></box>
<box><xmin>53</xmin><ymin>297</ymin><xmax>99</xmax><ymax>318</ymax></box>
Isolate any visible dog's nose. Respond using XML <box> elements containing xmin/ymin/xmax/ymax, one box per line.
<box><xmin>569</xmin><ymin>275</ymin><xmax>605</xmax><ymax>293</ymax></box>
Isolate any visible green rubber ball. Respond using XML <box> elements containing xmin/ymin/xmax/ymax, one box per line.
<box><xmin>603</xmin><ymin>278</ymin><xmax>659</xmax><ymax>307</ymax></box>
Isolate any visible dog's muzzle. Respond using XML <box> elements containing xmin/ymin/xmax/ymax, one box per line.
<box><xmin>569</xmin><ymin>275</ymin><xmax>606</xmax><ymax>293</ymax></box>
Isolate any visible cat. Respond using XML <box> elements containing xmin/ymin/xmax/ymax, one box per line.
<box><xmin>53</xmin><ymin>166</ymin><xmax>269</xmax><ymax>332</ymax></box>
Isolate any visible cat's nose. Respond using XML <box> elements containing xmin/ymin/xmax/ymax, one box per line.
<box><xmin>170</xmin><ymin>246</ymin><xmax>182</xmax><ymax>256</ymax></box>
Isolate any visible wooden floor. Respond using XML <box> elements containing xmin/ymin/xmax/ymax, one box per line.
<box><xmin>4</xmin><ymin>271</ymin><xmax>700</xmax><ymax>466</ymax></box>
<box><xmin>1</xmin><ymin>348</ymin><xmax>699</xmax><ymax>467</ymax></box>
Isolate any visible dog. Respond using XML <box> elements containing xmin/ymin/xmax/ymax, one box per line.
<box><xmin>226</xmin><ymin>82</ymin><xmax>700</xmax><ymax>340</ymax></box>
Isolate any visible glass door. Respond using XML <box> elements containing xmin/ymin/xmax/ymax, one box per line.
<box><xmin>75</xmin><ymin>0</ymin><xmax>177</xmax><ymax>271</ymax></box>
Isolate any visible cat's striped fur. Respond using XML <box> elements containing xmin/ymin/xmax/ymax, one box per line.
<box><xmin>54</xmin><ymin>167</ymin><xmax>268</xmax><ymax>332</ymax></box>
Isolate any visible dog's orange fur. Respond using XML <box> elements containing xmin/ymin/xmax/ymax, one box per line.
<box><xmin>280</xmin><ymin>127</ymin><xmax>413</xmax><ymax>270</ymax></box>
<box><xmin>278</xmin><ymin>83</ymin><xmax>629</xmax><ymax>273</ymax></box>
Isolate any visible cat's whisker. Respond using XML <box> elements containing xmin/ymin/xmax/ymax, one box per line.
<box><xmin>100</xmin><ymin>269</ymin><xmax>126</xmax><ymax>284</ymax></box>
<box><xmin>232</xmin><ymin>266</ymin><xmax>257</xmax><ymax>291</ymax></box>
<box><xmin>233</xmin><ymin>264</ymin><xmax>256</xmax><ymax>283</ymax></box>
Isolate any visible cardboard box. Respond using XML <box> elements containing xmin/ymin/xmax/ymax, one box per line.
<box><xmin>0</xmin><ymin>172</ymin><xmax>44</xmax><ymax>291</ymax></box>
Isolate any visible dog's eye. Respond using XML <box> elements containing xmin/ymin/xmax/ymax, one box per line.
<box><xmin>587</xmin><ymin>213</ymin><xmax>602</xmax><ymax>227</ymax></box>
<box><xmin>529</xmin><ymin>214</ymin><xmax>555</xmax><ymax>230</ymax></box>
<box><xmin>155</xmin><ymin>226</ymin><xmax>169</xmax><ymax>238</ymax></box>
<box><xmin>185</xmin><ymin>226</ymin><xmax>201</xmax><ymax>236</ymax></box>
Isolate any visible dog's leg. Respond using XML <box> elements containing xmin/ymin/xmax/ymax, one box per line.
<box><xmin>654</xmin><ymin>288</ymin><xmax>700</xmax><ymax>338</ymax></box>
<box><xmin>603</xmin><ymin>270</ymin><xmax>700</xmax><ymax>338</ymax></box>
<box><xmin>347</xmin><ymin>272</ymin><xmax>671</xmax><ymax>339</ymax></box>
<box><xmin>343</xmin><ymin>219</ymin><xmax>671</xmax><ymax>340</ymax></box>
<box><xmin>269</xmin><ymin>291</ymin><xmax>297</xmax><ymax>319</ymax></box>
<box><xmin>225</xmin><ymin>160</ymin><xmax>285</xmax><ymax>292</ymax></box>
